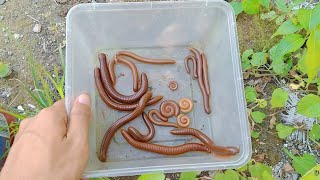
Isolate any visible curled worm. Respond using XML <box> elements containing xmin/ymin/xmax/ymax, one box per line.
<box><xmin>178</xmin><ymin>98</ymin><xmax>194</xmax><ymax>113</ymax></box>
<box><xmin>170</xmin><ymin>128</ymin><xmax>240</xmax><ymax>156</ymax></box>
<box><xmin>127</xmin><ymin>112</ymin><xmax>155</xmax><ymax>142</ymax></box>
<box><xmin>99</xmin><ymin>53</ymin><xmax>147</xmax><ymax>104</ymax></box>
<box><xmin>116</xmin><ymin>51</ymin><xmax>176</xmax><ymax>64</ymax></box>
<box><xmin>108</xmin><ymin>58</ymin><xmax>116</xmax><ymax>85</ymax></box>
<box><xmin>176</xmin><ymin>114</ymin><xmax>191</xmax><ymax>128</ymax></box>
<box><xmin>94</xmin><ymin>68</ymin><xmax>162</xmax><ymax>111</ymax></box>
<box><xmin>148</xmin><ymin>109</ymin><xmax>179</xmax><ymax>128</ymax></box>
<box><xmin>168</xmin><ymin>81</ymin><xmax>178</xmax><ymax>91</ymax></box>
<box><xmin>201</xmin><ymin>53</ymin><xmax>210</xmax><ymax>95</ymax></box>
<box><xmin>98</xmin><ymin>91</ymin><xmax>152</xmax><ymax>162</ymax></box>
<box><xmin>121</xmin><ymin>129</ymin><xmax>211</xmax><ymax>155</ymax></box>
<box><xmin>160</xmin><ymin>100</ymin><xmax>180</xmax><ymax>118</ymax></box>
<box><xmin>184</xmin><ymin>55</ymin><xmax>198</xmax><ymax>79</ymax></box>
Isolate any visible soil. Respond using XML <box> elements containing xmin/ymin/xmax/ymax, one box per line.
<box><xmin>0</xmin><ymin>0</ymin><xmax>311</xmax><ymax>180</ymax></box>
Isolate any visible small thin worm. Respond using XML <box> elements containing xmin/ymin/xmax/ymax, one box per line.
<box><xmin>99</xmin><ymin>53</ymin><xmax>147</xmax><ymax>104</ymax></box>
<box><xmin>116</xmin><ymin>51</ymin><xmax>176</xmax><ymax>64</ymax></box>
<box><xmin>170</xmin><ymin>128</ymin><xmax>240</xmax><ymax>156</ymax></box>
<box><xmin>178</xmin><ymin>98</ymin><xmax>194</xmax><ymax>113</ymax></box>
<box><xmin>201</xmin><ymin>53</ymin><xmax>210</xmax><ymax>95</ymax></box>
<box><xmin>111</xmin><ymin>56</ymin><xmax>139</xmax><ymax>92</ymax></box>
<box><xmin>127</xmin><ymin>112</ymin><xmax>155</xmax><ymax>142</ymax></box>
<box><xmin>98</xmin><ymin>91</ymin><xmax>152</xmax><ymax>162</ymax></box>
<box><xmin>160</xmin><ymin>100</ymin><xmax>180</xmax><ymax>118</ymax></box>
<box><xmin>176</xmin><ymin>114</ymin><xmax>191</xmax><ymax>128</ymax></box>
<box><xmin>108</xmin><ymin>58</ymin><xmax>116</xmax><ymax>84</ymax></box>
<box><xmin>95</xmin><ymin>68</ymin><xmax>162</xmax><ymax>111</ymax></box>
<box><xmin>148</xmin><ymin>109</ymin><xmax>179</xmax><ymax>128</ymax></box>
<box><xmin>121</xmin><ymin>130</ymin><xmax>211</xmax><ymax>155</ymax></box>
<box><xmin>184</xmin><ymin>55</ymin><xmax>198</xmax><ymax>79</ymax></box>
<box><xmin>168</xmin><ymin>81</ymin><xmax>178</xmax><ymax>91</ymax></box>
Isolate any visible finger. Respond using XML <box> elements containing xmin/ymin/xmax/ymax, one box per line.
<box><xmin>67</xmin><ymin>94</ymin><xmax>91</xmax><ymax>142</ymax></box>
<box><xmin>51</xmin><ymin>99</ymin><xmax>68</xmax><ymax>125</ymax></box>
<box><xmin>14</xmin><ymin>118</ymin><xmax>32</xmax><ymax>142</ymax></box>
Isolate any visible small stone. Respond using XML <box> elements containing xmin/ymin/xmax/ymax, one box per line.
<box><xmin>0</xmin><ymin>0</ymin><xmax>5</xmax><ymax>5</ymax></box>
<box><xmin>13</xmin><ymin>33</ymin><xmax>20</xmax><ymax>39</ymax></box>
<box><xmin>284</xmin><ymin>144</ymin><xmax>288</xmax><ymax>148</ymax></box>
<box><xmin>4</xmin><ymin>39</ymin><xmax>9</xmax><ymax>43</ymax></box>
<box><xmin>17</xmin><ymin>105</ymin><xmax>24</xmax><ymax>112</ymax></box>
<box><xmin>33</xmin><ymin>24</ymin><xmax>42</xmax><ymax>33</ymax></box>
<box><xmin>28</xmin><ymin>104</ymin><xmax>36</xmax><ymax>109</ymax></box>
<box><xmin>0</xmin><ymin>16</ymin><xmax>3</xmax><ymax>20</ymax></box>
<box><xmin>7</xmin><ymin>51</ymin><xmax>12</xmax><ymax>56</ymax></box>
<box><xmin>283</xmin><ymin>163</ymin><xmax>294</xmax><ymax>172</ymax></box>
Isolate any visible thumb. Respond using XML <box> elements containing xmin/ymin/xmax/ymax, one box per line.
<box><xmin>67</xmin><ymin>94</ymin><xmax>91</xmax><ymax>140</ymax></box>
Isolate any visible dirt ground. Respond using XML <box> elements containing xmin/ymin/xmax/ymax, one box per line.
<box><xmin>0</xmin><ymin>0</ymin><xmax>313</xmax><ymax>179</ymax></box>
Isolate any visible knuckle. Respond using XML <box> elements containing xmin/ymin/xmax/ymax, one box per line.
<box><xmin>71</xmin><ymin>105</ymin><xmax>91</xmax><ymax>118</ymax></box>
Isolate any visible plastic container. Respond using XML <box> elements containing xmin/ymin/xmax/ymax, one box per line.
<box><xmin>66</xmin><ymin>1</ymin><xmax>251</xmax><ymax>178</ymax></box>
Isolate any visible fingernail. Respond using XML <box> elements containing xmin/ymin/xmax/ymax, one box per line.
<box><xmin>77</xmin><ymin>94</ymin><xmax>91</xmax><ymax>106</ymax></box>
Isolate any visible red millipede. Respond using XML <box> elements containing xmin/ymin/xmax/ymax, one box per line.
<box><xmin>99</xmin><ymin>53</ymin><xmax>147</xmax><ymax>104</ymax></box>
<box><xmin>184</xmin><ymin>55</ymin><xmax>198</xmax><ymax>79</ymax></box>
<box><xmin>127</xmin><ymin>112</ymin><xmax>155</xmax><ymax>142</ymax></box>
<box><xmin>148</xmin><ymin>109</ymin><xmax>179</xmax><ymax>128</ymax></box>
<box><xmin>170</xmin><ymin>128</ymin><xmax>239</xmax><ymax>156</ymax></box>
<box><xmin>201</xmin><ymin>53</ymin><xmax>210</xmax><ymax>96</ymax></box>
<box><xmin>159</xmin><ymin>100</ymin><xmax>180</xmax><ymax>118</ymax></box>
<box><xmin>98</xmin><ymin>91</ymin><xmax>152</xmax><ymax>162</ymax></box>
<box><xmin>116</xmin><ymin>51</ymin><xmax>176</xmax><ymax>64</ymax></box>
<box><xmin>94</xmin><ymin>68</ymin><xmax>162</xmax><ymax>111</ymax></box>
<box><xmin>108</xmin><ymin>58</ymin><xmax>116</xmax><ymax>85</ymax></box>
<box><xmin>121</xmin><ymin>129</ymin><xmax>211</xmax><ymax>155</ymax></box>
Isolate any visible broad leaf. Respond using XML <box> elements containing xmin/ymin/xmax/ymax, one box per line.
<box><xmin>275</xmin><ymin>0</ymin><xmax>289</xmax><ymax>12</ymax></box>
<box><xmin>230</xmin><ymin>2</ymin><xmax>243</xmax><ymax>15</ymax></box>
<box><xmin>138</xmin><ymin>173</ymin><xmax>165</xmax><ymax>180</ymax></box>
<box><xmin>272</xmin><ymin>20</ymin><xmax>302</xmax><ymax>38</ymax></box>
<box><xmin>245</xmin><ymin>86</ymin><xmax>257</xmax><ymax>103</ymax></box>
<box><xmin>251</xmin><ymin>131</ymin><xmax>260</xmax><ymax>139</ymax></box>
<box><xmin>298</xmin><ymin>4</ymin><xmax>320</xmax><ymax>31</ymax></box>
<box><xmin>304</xmin><ymin>26</ymin><xmax>320</xmax><ymax>83</ymax></box>
<box><xmin>257</xmin><ymin>99</ymin><xmax>267</xmax><ymax>108</ymax></box>
<box><xmin>0</xmin><ymin>62</ymin><xmax>11</xmax><ymax>78</ymax></box>
<box><xmin>242</xmin><ymin>0</ymin><xmax>260</xmax><ymax>14</ymax></box>
<box><xmin>242</xmin><ymin>60</ymin><xmax>251</xmax><ymax>70</ymax></box>
<box><xmin>251</xmin><ymin>111</ymin><xmax>266</xmax><ymax>123</ymax></box>
<box><xmin>284</xmin><ymin>149</ymin><xmax>317</xmax><ymax>176</ymax></box>
<box><xmin>260</xmin><ymin>11</ymin><xmax>278</xmax><ymax>21</ymax></box>
<box><xmin>251</xmin><ymin>52</ymin><xmax>267</xmax><ymax>67</ymax></box>
<box><xmin>249</xmin><ymin>163</ymin><xmax>274</xmax><ymax>180</ymax></box>
<box><xmin>297</xmin><ymin>94</ymin><xmax>320</xmax><ymax>118</ymax></box>
<box><xmin>214</xmin><ymin>170</ymin><xmax>239</xmax><ymax>180</ymax></box>
<box><xmin>297</xmin><ymin>49</ymin><xmax>308</xmax><ymax>74</ymax></box>
<box><xmin>276</xmin><ymin>124</ymin><xmax>296</xmax><ymax>139</ymax></box>
<box><xmin>309</xmin><ymin>124</ymin><xmax>320</xmax><ymax>140</ymax></box>
<box><xmin>259</xmin><ymin>0</ymin><xmax>270</xmax><ymax>9</ymax></box>
<box><xmin>242</xmin><ymin>49</ymin><xmax>254</xmax><ymax>62</ymax></box>
<box><xmin>301</xmin><ymin>164</ymin><xmax>320</xmax><ymax>180</ymax></box>
<box><xmin>271</xmin><ymin>88</ymin><xmax>289</xmax><ymax>108</ymax></box>
<box><xmin>180</xmin><ymin>171</ymin><xmax>198</xmax><ymax>180</ymax></box>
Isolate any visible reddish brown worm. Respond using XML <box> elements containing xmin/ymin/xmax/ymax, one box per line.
<box><xmin>184</xmin><ymin>55</ymin><xmax>198</xmax><ymax>79</ymax></box>
<box><xmin>98</xmin><ymin>91</ymin><xmax>153</xmax><ymax>162</ymax></box>
<box><xmin>127</xmin><ymin>112</ymin><xmax>155</xmax><ymax>142</ymax></box>
<box><xmin>148</xmin><ymin>109</ymin><xmax>179</xmax><ymax>128</ymax></box>
<box><xmin>95</xmin><ymin>68</ymin><xmax>163</xmax><ymax>111</ymax></box>
<box><xmin>168</xmin><ymin>81</ymin><xmax>178</xmax><ymax>91</ymax></box>
<box><xmin>201</xmin><ymin>53</ymin><xmax>210</xmax><ymax>95</ymax></box>
<box><xmin>189</xmin><ymin>48</ymin><xmax>211</xmax><ymax>114</ymax></box>
<box><xmin>170</xmin><ymin>128</ymin><xmax>240</xmax><ymax>156</ymax></box>
<box><xmin>121</xmin><ymin>129</ymin><xmax>211</xmax><ymax>155</ymax></box>
<box><xmin>108</xmin><ymin>58</ymin><xmax>116</xmax><ymax>84</ymax></box>
<box><xmin>99</xmin><ymin>53</ymin><xmax>147</xmax><ymax>104</ymax></box>
<box><xmin>116</xmin><ymin>51</ymin><xmax>176</xmax><ymax>64</ymax></box>
<box><xmin>110</xmin><ymin>56</ymin><xmax>140</xmax><ymax>92</ymax></box>
<box><xmin>159</xmin><ymin>100</ymin><xmax>180</xmax><ymax>118</ymax></box>
<box><xmin>176</xmin><ymin>114</ymin><xmax>191</xmax><ymax>128</ymax></box>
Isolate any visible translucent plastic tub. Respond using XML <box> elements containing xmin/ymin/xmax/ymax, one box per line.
<box><xmin>66</xmin><ymin>1</ymin><xmax>251</xmax><ymax>178</ymax></box>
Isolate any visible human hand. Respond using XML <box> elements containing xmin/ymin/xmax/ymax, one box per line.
<box><xmin>0</xmin><ymin>94</ymin><xmax>92</xmax><ymax>180</ymax></box>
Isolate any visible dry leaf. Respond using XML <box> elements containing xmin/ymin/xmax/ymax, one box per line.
<box><xmin>269</xmin><ymin>116</ymin><xmax>277</xmax><ymax>129</ymax></box>
<box><xmin>262</xmin><ymin>76</ymin><xmax>272</xmax><ymax>83</ymax></box>
<box><xmin>253</xmin><ymin>154</ymin><xmax>266</xmax><ymax>162</ymax></box>
<box><xmin>255</xmin><ymin>84</ymin><xmax>264</xmax><ymax>93</ymax></box>
<box><xmin>283</xmin><ymin>163</ymin><xmax>294</xmax><ymax>172</ymax></box>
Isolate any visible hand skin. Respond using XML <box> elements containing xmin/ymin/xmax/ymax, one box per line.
<box><xmin>0</xmin><ymin>94</ymin><xmax>92</xmax><ymax>180</ymax></box>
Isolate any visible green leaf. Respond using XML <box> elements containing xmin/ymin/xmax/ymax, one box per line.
<box><xmin>304</xmin><ymin>27</ymin><xmax>320</xmax><ymax>83</ymax></box>
<box><xmin>242</xmin><ymin>0</ymin><xmax>260</xmax><ymax>15</ymax></box>
<box><xmin>284</xmin><ymin>149</ymin><xmax>317</xmax><ymax>176</ymax></box>
<box><xmin>242</xmin><ymin>60</ymin><xmax>252</xmax><ymax>71</ymax></box>
<box><xmin>251</xmin><ymin>52</ymin><xmax>267</xmax><ymax>67</ymax></box>
<box><xmin>276</xmin><ymin>124</ymin><xmax>297</xmax><ymax>139</ymax></box>
<box><xmin>260</xmin><ymin>11</ymin><xmax>278</xmax><ymax>21</ymax></box>
<box><xmin>271</xmin><ymin>88</ymin><xmax>289</xmax><ymax>108</ymax></box>
<box><xmin>180</xmin><ymin>171</ymin><xmax>198</xmax><ymax>180</ymax></box>
<box><xmin>259</xmin><ymin>0</ymin><xmax>270</xmax><ymax>9</ymax></box>
<box><xmin>245</xmin><ymin>86</ymin><xmax>258</xmax><ymax>103</ymax></box>
<box><xmin>249</xmin><ymin>163</ymin><xmax>274</xmax><ymax>180</ymax></box>
<box><xmin>275</xmin><ymin>0</ymin><xmax>289</xmax><ymax>12</ymax></box>
<box><xmin>272</xmin><ymin>20</ymin><xmax>302</xmax><ymax>38</ymax></box>
<box><xmin>257</xmin><ymin>99</ymin><xmax>267</xmax><ymax>108</ymax></box>
<box><xmin>251</xmin><ymin>131</ymin><xmax>260</xmax><ymax>138</ymax></box>
<box><xmin>276</xmin><ymin>14</ymin><xmax>286</xmax><ymax>25</ymax></box>
<box><xmin>309</xmin><ymin>124</ymin><xmax>320</xmax><ymax>140</ymax></box>
<box><xmin>298</xmin><ymin>4</ymin><xmax>320</xmax><ymax>31</ymax></box>
<box><xmin>242</xmin><ymin>49</ymin><xmax>254</xmax><ymax>62</ymax></box>
<box><xmin>0</xmin><ymin>62</ymin><xmax>11</xmax><ymax>78</ymax></box>
<box><xmin>297</xmin><ymin>94</ymin><xmax>320</xmax><ymax>118</ymax></box>
<box><xmin>138</xmin><ymin>173</ymin><xmax>165</xmax><ymax>180</ymax></box>
<box><xmin>298</xmin><ymin>48</ymin><xmax>308</xmax><ymax>74</ymax></box>
<box><xmin>214</xmin><ymin>170</ymin><xmax>239</xmax><ymax>180</ymax></box>
<box><xmin>251</xmin><ymin>111</ymin><xmax>266</xmax><ymax>123</ymax></box>
<box><xmin>301</xmin><ymin>164</ymin><xmax>320</xmax><ymax>180</ymax></box>
<box><xmin>230</xmin><ymin>2</ymin><xmax>243</xmax><ymax>15</ymax></box>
